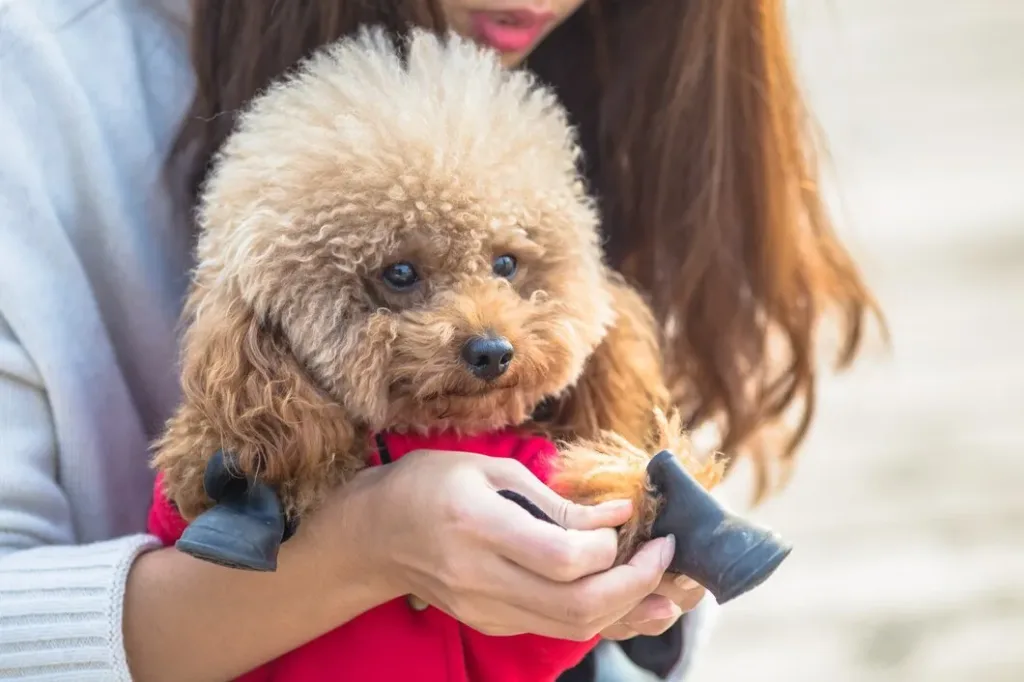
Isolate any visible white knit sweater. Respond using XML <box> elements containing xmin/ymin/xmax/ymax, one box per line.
<box><xmin>0</xmin><ymin>1</ymin><xmax>714</xmax><ymax>680</ymax></box>
<box><xmin>0</xmin><ymin>0</ymin><xmax>194</xmax><ymax>678</ymax></box>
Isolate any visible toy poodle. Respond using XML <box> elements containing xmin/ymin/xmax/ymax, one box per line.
<box><xmin>149</xmin><ymin>27</ymin><xmax>788</xmax><ymax>629</ymax></box>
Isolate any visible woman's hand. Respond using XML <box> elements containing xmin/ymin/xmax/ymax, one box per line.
<box><xmin>598</xmin><ymin>574</ymin><xmax>707</xmax><ymax>640</ymax></box>
<box><xmin>337</xmin><ymin>449</ymin><xmax>677</xmax><ymax>642</ymax></box>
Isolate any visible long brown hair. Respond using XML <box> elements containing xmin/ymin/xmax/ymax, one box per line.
<box><xmin>171</xmin><ymin>0</ymin><xmax>883</xmax><ymax>502</ymax></box>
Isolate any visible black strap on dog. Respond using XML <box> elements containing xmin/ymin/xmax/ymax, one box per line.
<box><xmin>374</xmin><ymin>432</ymin><xmax>393</xmax><ymax>464</ymax></box>
<box><xmin>497</xmin><ymin>489</ymin><xmax>560</xmax><ymax>527</ymax></box>
<box><xmin>374</xmin><ymin>430</ymin><xmax>558</xmax><ymax>526</ymax></box>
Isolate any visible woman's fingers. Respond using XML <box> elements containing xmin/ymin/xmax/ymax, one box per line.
<box><xmin>620</xmin><ymin>573</ymin><xmax>706</xmax><ymax>627</ymax></box>
<box><xmin>485</xmin><ymin>458</ymin><xmax>634</xmax><ymax>530</ymax></box>
<box><xmin>494</xmin><ymin>522</ymin><xmax>622</xmax><ymax>583</ymax></box>
<box><xmin>599</xmin><ymin>623</ymin><xmax>639</xmax><ymax>641</ymax></box>
<box><xmin>476</xmin><ymin>459</ymin><xmax>631</xmax><ymax>582</ymax></box>
<box><xmin>611</xmin><ymin>593</ymin><xmax>682</xmax><ymax>637</ymax></box>
<box><xmin>377</xmin><ymin>451</ymin><xmax>681</xmax><ymax>641</ymax></box>
<box><xmin>431</xmin><ymin>535</ymin><xmax>673</xmax><ymax>637</ymax></box>
<box><xmin>620</xmin><ymin>594</ymin><xmax>682</xmax><ymax>625</ymax></box>
<box><xmin>429</xmin><ymin>593</ymin><xmax>616</xmax><ymax>642</ymax></box>
<box><xmin>496</xmin><ymin>535</ymin><xmax>675</xmax><ymax>630</ymax></box>
<box><xmin>652</xmin><ymin>573</ymin><xmax>707</xmax><ymax>613</ymax></box>
<box><xmin>574</xmin><ymin>535</ymin><xmax>674</xmax><ymax>621</ymax></box>
<box><xmin>623</xmin><ymin>615</ymin><xmax>679</xmax><ymax>638</ymax></box>
<box><xmin>416</xmin><ymin>552</ymin><xmax>641</xmax><ymax>642</ymax></box>
<box><xmin>601</xmin><ymin>572</ymin><xmax>707</xmax><ymax>640</ymax></box>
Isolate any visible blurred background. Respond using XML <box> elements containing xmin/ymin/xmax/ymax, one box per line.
<box><xmin>693</xmin><ymin>2</ymin><xmax>1024</xmax><ymax>681</ymax></box>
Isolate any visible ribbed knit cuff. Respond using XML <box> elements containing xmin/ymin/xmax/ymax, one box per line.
<box><xmin>0</xmin><ymin>534</ymin><xmax>161</xmax><ymax>681</ymax></box>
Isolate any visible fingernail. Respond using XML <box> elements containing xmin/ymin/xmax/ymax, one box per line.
<box><xmin>660</xmin><ymin>535</ymin><xmax>676</xmax><ymax>569</ymax></box>
<box><xmin>639</xmin><ymin>597</ymin><xmax>681</xmax><ymax>622</ymax></box>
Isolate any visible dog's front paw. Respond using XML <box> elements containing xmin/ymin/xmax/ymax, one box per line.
<box><xmin>645</xmin><ymin>451</ymin><xmax>792</xmax><ymax>604</ymax></box>
<box><xmin>174</xmin><ymin>450</ymin><xmax>292</xmax><ymax>572</ymax></box>
<box><xmin>550</xmin><ymin>407</ymin><xmax>727</xmax><ymax>565</ymax></box>
<box><xmin>549</xmin><ymin>430</ymin><xmax>662</xmax><ymax>564</ymax></box>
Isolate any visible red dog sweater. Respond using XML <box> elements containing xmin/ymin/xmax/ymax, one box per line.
<box><xmin>147</xmin><ymin>430</ymin><xmax>601</xmax><ymax>682</ymax></box>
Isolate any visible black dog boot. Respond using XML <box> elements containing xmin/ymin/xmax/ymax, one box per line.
<box><xmin>175</xmin><ymin>450</ymin><xmax>291</xmax><ymax>572</ymax></box>
<box><xmin>646</xmin><ymin>451</ymin><xmax>792</xmax><ymax>604</ymax></box>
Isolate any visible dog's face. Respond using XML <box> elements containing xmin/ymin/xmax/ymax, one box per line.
<box><xmin>341</xmin><ymin>173</ymin><xmax>612</xmax><ymax>433</ymax></box>
<box><xmin>191</xmin><ymin>30</ymin><xmax>615</xmax><ymax>434</ymax></box>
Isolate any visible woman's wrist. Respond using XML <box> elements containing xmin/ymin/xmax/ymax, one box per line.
<box><xmin>292</xmin><ymin>465</ymin><xmax>407</xmax><ymax>611</ymax></box>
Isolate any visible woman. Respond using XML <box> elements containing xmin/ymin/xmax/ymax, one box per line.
<box><xmin>0</xmin><ymin>1</ymin><xmax>878</xmax><ymax>681</ymax></box>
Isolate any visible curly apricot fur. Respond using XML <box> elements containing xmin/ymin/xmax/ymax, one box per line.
<box><xmin>152</xmin><ymin>29</ymin><xmax>722</xmax><ymax>562</ymax></box>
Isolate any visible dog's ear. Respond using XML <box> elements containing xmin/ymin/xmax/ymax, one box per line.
<box><xmin>152</xmin><ymin>288</ymin><xmax>359</xmax><ymax>519</ymax></box>
<box><xmin>548</xmin><ymin>276</ymin><xmax>672</xmax><ymax>449</ymax></box>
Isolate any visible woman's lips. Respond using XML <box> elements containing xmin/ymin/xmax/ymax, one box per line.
<box><xmin>470</xmin><ymin>9</ymin><xmax>555</xmax><ymax>53</ymax></box>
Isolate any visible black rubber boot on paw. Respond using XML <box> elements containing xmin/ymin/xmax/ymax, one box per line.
<box><xmin>646</xmin><ymin>450</ymin><xmax>792</xmax><ymax>604</ymax></box>
<box><xmin>175</xmin><ymin>450</ymin><xmax>289</xmax><ymax>572</ymax></box>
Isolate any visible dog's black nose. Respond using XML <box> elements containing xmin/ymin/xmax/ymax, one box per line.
<box><xmin>461</xmin><ymin>335</ymin><xmax>514</xmax><ymax>381</ymax></box>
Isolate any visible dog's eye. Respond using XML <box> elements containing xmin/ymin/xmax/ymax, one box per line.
<box><xmin>381</xmin><ymin>261</ymin><xmax>419</xmax><ymax>290</ymax></box>
<box><xmin>492</xmin><ymin>254</ymin><xmax>517</xmax><ymax>279</ymax></box>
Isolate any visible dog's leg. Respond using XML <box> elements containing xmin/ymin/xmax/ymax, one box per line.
<box><xmin>158</xmin><ymin>438</ymin><xmax>361</xmax><ymax>573</ymax></box>
<box><xmin>643</xmin><ymin>449</ymin><xmax>791</xmax><ymax>604</ymax></box>
<box><xmin>550</xmin><ymin>410</ymin><xmax>791</xmax><ymax>604</ymax></box>
<box><xmin>151</xmin><ymin>292</ymin><xmax>361</xmax><ymax>572</ymax></box>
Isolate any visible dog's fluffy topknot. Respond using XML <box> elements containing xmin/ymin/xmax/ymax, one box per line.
<box><xmin>196</xmin><ymin>27</ymin><xmax>596</xmax><ymax>307</ymax></box>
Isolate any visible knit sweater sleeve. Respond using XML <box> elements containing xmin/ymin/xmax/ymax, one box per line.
<box><xmin>0</xmin><ymin>6</ymin><xmax>168</xmax><ymax>679</ymax></box>
<box><xmin>0</xmin><ymin>314</ymin><xmax>160</xmax><ymax>682</ymax></box>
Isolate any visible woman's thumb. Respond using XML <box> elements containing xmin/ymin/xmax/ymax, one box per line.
<box><xmin>487</xmin><ymin>459</ymin><xmax>633</xmax><ymax>531</ymax></box>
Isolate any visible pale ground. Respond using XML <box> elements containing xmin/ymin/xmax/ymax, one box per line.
<box><xmin>690</xmin><ymin>2</ymin><xmax>1024</xmax><ymax>681</ymax></box>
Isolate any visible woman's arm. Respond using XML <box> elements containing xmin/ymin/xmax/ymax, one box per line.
<box><xmin>121</xmin><ymin>473</ymin><xmax>396</xmax><ymax>682</ymax></box>
<box><xmin>0</xmin><ymin>317</ymin><xmax>167</xmax><ymax>681</ymax></box>
<box><xmin>0</xmin><ymin>319</ymin><xmax>156</xmax><ymax>681</ymax></box>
